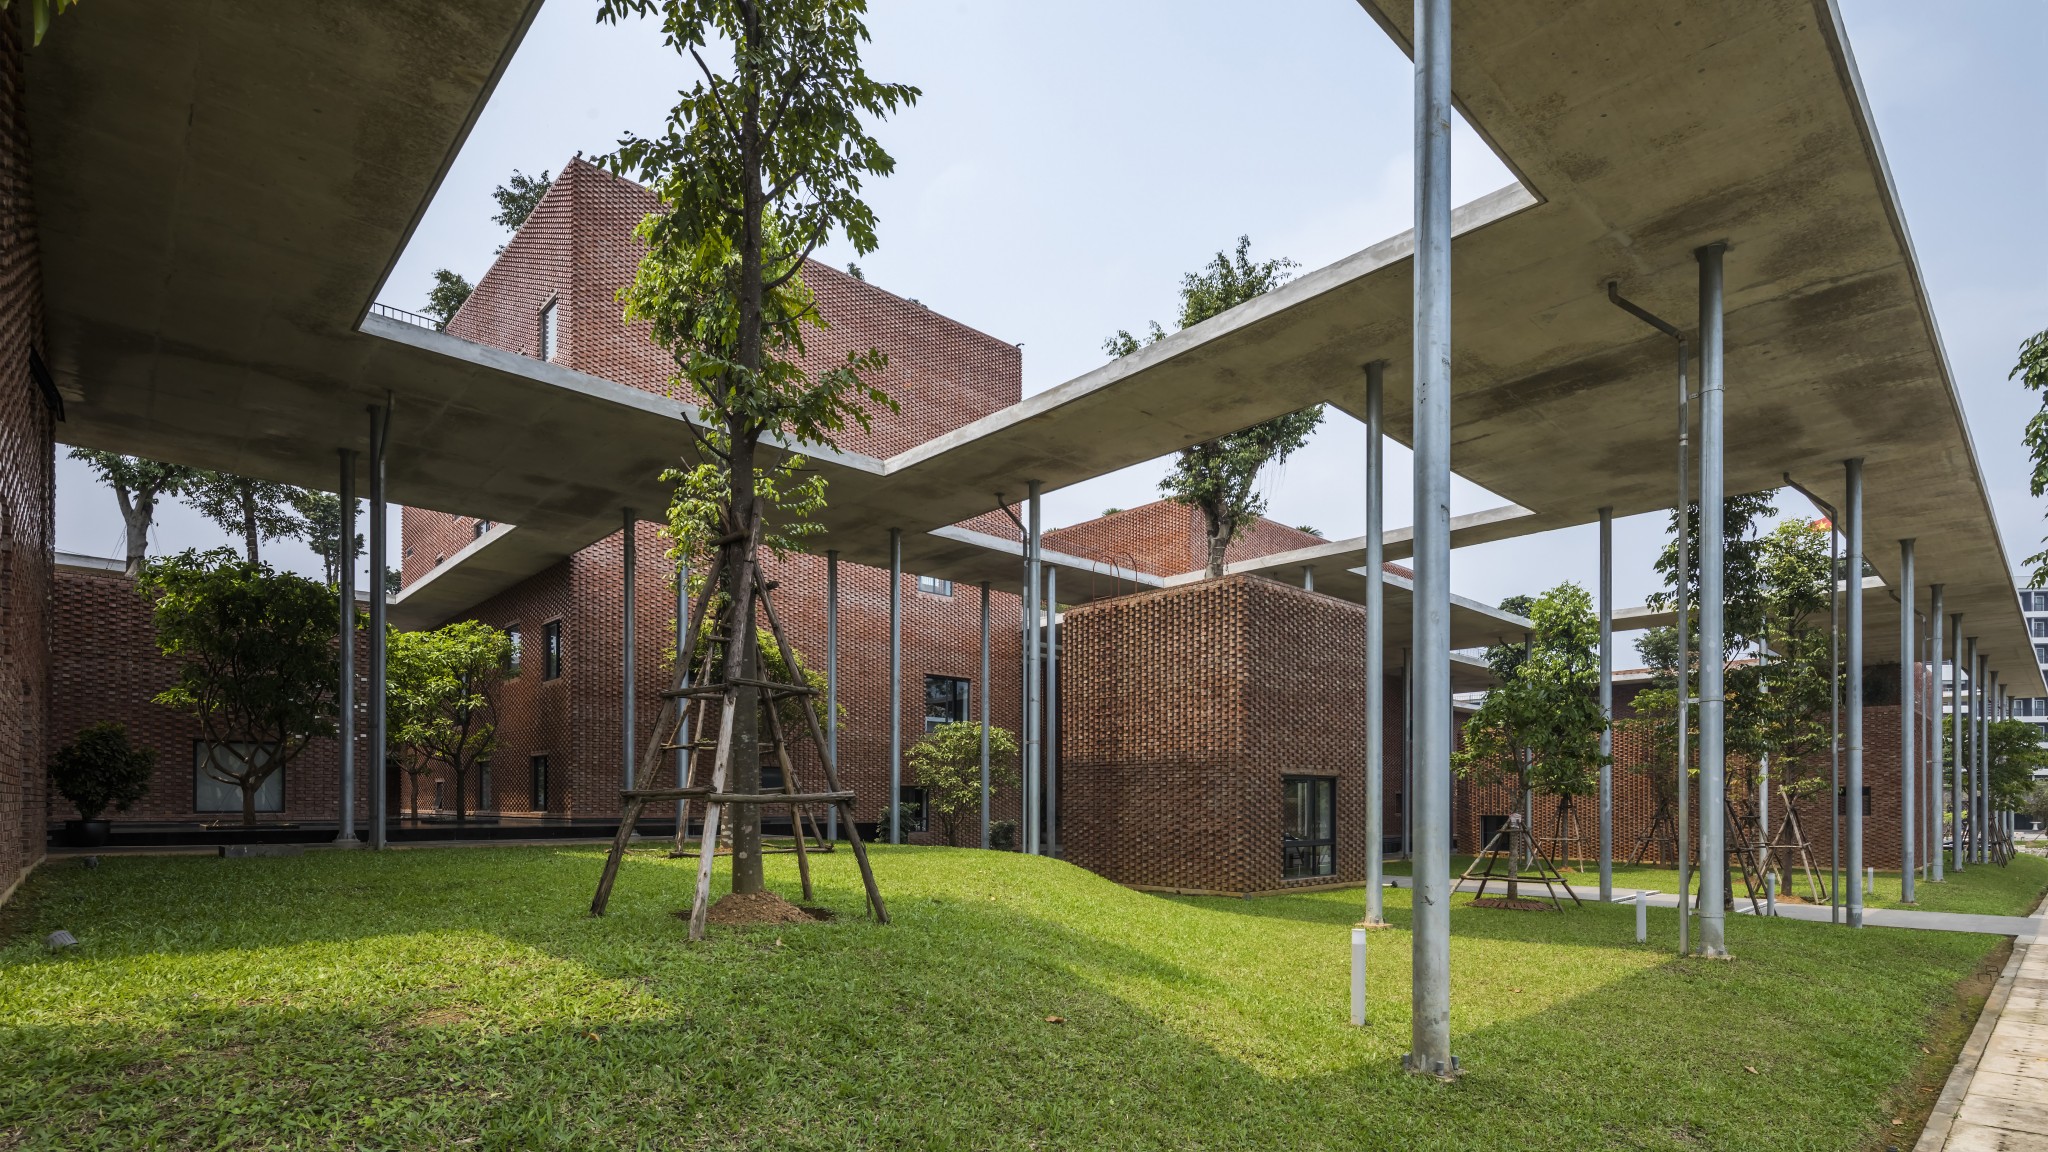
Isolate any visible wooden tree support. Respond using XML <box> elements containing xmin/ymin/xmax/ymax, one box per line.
<box><xmin>1539</xmin><ymin>792</ymin><xmax>1589</xmax><ymax>874</ymax></box>
<box><xmin>588</xmin><ymin>503</ymin><xmax>888</xmax><ymax>939</ymax></box>
<box><xmin>1630</xmin><ymin>795</ymin><xmax>1679</xmax><ymax>866</ymax></box>
<box><xmin>1762</xmin><ymin>791</ymin><xmax>1829</xmax><ymax>904</ymax></box>
<box><xmin>1459</xmin><ymin>813</ymin><xmax>1583</xmax><ymax>911</ymax></box>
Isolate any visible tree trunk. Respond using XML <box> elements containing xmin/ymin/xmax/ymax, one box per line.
<box><xmin>410</xmin><ymin>771</ymin><xmax>421</xmax><ymax>818</ymax></box>
<box><xmin>122</xmin><ymin>500</ymin><xmax>153</xmax><ymax>578</ymax></box>
<box><xmin>455</xmin><ymin>762</ymin><xmax>468</xmax><ymax>822</ymax></box>
<box><xmin>726</xmin><ymin>6</ymin><xmax>769</xmax><ymax>897</ymax></box>
<box><xmin>242</xmin><ymin>778</ymin><xmax>258</xmax><ymax>827</ymax></box>
<box><xmin>1204</xmin><ymin>519</ymin><xmax>1228</xmax><ymax>579</ymax></box>
<box><xmin>239</xmin><ymin>482</ymin><xmax>260</xmax><ymax>563</ymax></box>
<box><xmin>728</xmin><ymin>440</ymin><xmax>765</xmax><ymax>895</ymax></box>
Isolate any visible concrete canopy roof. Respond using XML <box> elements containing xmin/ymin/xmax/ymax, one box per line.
<box><xmin>34</xmin><ymin>0</ymin><xmax>2035</xmax><ymax>691</ymax></box>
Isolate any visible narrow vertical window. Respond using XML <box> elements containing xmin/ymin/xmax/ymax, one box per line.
<box><xmin>531</xmin><ymin>755</ymin><xmax>549</xmax><ymax>810</ymax></box>
<box><xmin>539</xmin><ymin>298</ymin><xmax>559</xmax><ymax>361</ymax></box>
<box><xmin>506</xmin><ymin>626</ymin><xmax>522</xmax><ymax>673</ymax></box>
<box><xmin>543</xmin><ymin>620</ymin><xmax>563</xmax><ymax>680</ymax></box>
<box><xmin>1282</xmin><ymin>776</ymin><xmax>1336</xmax><ymax>879</ymax></box>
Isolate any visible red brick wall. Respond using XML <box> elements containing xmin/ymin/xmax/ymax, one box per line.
<box><xmin>417</xmin><ymin>532</ymin><xmax>1027</xmax><ymax>841</ymax></box>
<box><xmin>1043</xmin><ymin>500</ymin><xmax>1336</xmax><ymax>579</ymax></box>
<box><xmin>400</xmin><ymin>507</ymin><xmax>493</xmax><ymax>589</ymax></box>
<box><xmin>1059</xmin><ymin>576</ymin><xmax>1404</xmax><ymax>894</ymax></box>
<box><xmin>49</xmin><ymin>565</ymin><xmax>370</xmax><ymax>830</ymax></box>
<box><xmin>0</xmin><ymin>15</ymin><xmax>52</xmax><ymax>902</ymax></box>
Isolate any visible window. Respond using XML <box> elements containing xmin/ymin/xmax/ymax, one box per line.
<box><xmin>473</xmin><ymin>519</ymin><xmax>492</xmax><ymax>539</ymax></box>
<box><xmin>539</xmin><ymin>298</ymin><xmax>559</xmax><ymax>361</ymax></box>
<box><xmin>2036</xmin><ymin>644</ymin><xmax>2048</xmax><ymax>666</ymax></box>
<box><xmin>478</xmin><ymin>758</ymin><xmax>492</xmax><ymax>809</ymax></box>
<box><xmin>2029</xmin><ymin>591</ymin><xmax>2048</xmax><ymax>612</ymax></box>
<box><xmin>917</xmin><ymin>575</ymin><xmax>953</xmax><ymax>596</ymax></box>
<box><xmin>760</xmin><ymin>760</ymin><xmax>785</xmax><ymax>793</ymax></box>
<box><xmin>530</xmin><ymin>755</ymin><xmax>549</xmax><ymax>810</ymax></box>
<box><xmin>194</xmin><ymin>742</ymin><xmax>283</xmax><ymax>813</ymax></box>
<box><xmin>896</xmin><ymin>786</ymin><xmax>928</xmax><ymax>833</ymax></box>
<box><xmin>924</xmin><ymin>675</ymin><xmax>970</xmax><ymax>732</ymax></box>
<box><xmin>2031</xmin><ymin>618</ymin><xmax>2048</xmax><ymax>638</ymax></box>
<box><xmin>1838</xmin><ymin>785</ymin><xmax>1872</xmax><ymax>817</ymax></box>
<box><xmin>543</xmin><ymin>620</ymin><xmax>563</xmax><ymax>680</ymax></box>
<box><xmin>1283</xmin><ymin>776</ymin><xmax>1337</xmax><ymax>879</ymax></box>
<box><xmin>506</xmin><ymin>626</ymin><xmax>522</xmax><ymax>672</ymax></box>
<box><xmin>434</xmin><ymin>779</ymin><xmax>446</xmax><ymax>811</ymax></box>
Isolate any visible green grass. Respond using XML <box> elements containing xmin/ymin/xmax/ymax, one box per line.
<box><xmin>1387</xmin><ymin>851</ymin><xmax>2048</xmax><ymax>917</ymax></box>
<box><xmin>0</xmin><ymin>844</ymin><xmax>2012</xmax><ymax>1150</ymax></box>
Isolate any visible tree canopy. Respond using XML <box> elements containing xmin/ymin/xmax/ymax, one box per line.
<box><xmin>491</xmin><ymin>169</ymin><xmax>553</xmax><ymax>233</ymax></box>
<box><xmin>66</xmin><ymin>449</ymin><xmax>193</xmax><ymax>576</ymax></box>
<box><xmin>141</xmin><ymin>549</ymin><xmax>341</xmax><ymax>825</ymax></box>
<box><xmin>2013</xmin><ymin>327</ymin><xmax>2048</xmax><ymax>584</ymax></box>
<box><xmin>387</xmin><ymin>621</ymin><xmax>514</xmax><ymax>821</ymax></box>
<box><xmin>178</xmin><ymin>472</ymin><xmax>305</xmax><ymax>565</ymax></box>
<box><xmin>1104</xmin><ymin>237</ymin><xmax>1323</xmax><ymax>577</ymax></box>
<box><xmin>423</xmin><ymin>269</ymin><xmax>474</xmax><ymax>330</ymax></box>
<box><xmin>1455</xmin><ymin>583</ymin><xmax>1606</xmax><ymax>801</ymax></box>
<box><xmin>906</xmin><ymin>721</ymin><xmax>1019</xmax><ymax>847</ymax></box>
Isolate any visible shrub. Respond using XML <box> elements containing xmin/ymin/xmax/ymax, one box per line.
<box><xmin>49</xmin><ymin>722</ymin><xmax>155</xmax><ymax>822</ymax></box>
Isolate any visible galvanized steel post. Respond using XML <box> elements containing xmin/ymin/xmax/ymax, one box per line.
<box><xmin>1364</xmin><ymin>360</ymin><xmax>1388</xmax><ymax>926</ymax></box>
<box><xmin>889</xmin><ymin>528</ymin><xmax>903</xmax><ymax>844</ymax></box>
<box><xmin>1406</xmin><ymin>0</ymin><xmax>1457</xmax><ymax>1078</ymax></box>
<box><xmin>1046</xmin><ymin>566</ymin><xmax>1059</xmax><ymax>857</ymax></box>
<box><xmin>367</xmin><ymin>404</ymin><xmax>390</xmax><ymax>851</ymax></box>
<box><xmin>1599</xmin><ymin>505</ymin><xmax>1614</xmax><ymax>902</ymax></box>
<box><xmin>1929</xmin><ymin>588</ymin><xmax>1944</xmax><ymax>882</ymax></box>
<box><xmin>1844</xmin><ymin>458</ymin><xmax>1865</xmax><ymax>928</ymax></box>
<box><xmin>679</xmin><ymin>554</ymin><xmax>692</xmax><ymax>832</ymax></box>
<box><xmin>1025</xmin><ymin>481</ymin><xmax>1043</xmax><ymax>855</ymax></box>
<box><xmin>623</xmin><ymin>509</ymin><xmax>636</xmax><ymax>791</ymax></box>
<box><xmin>979</xmin><ymin>580</ymin><xmax>991</xmax><ymax>849</ymax></box>
<box><xmin>825</xmin><ymin>551</ymin><xmax>838</xmax><ymax>840</ymax></box>
<box><xmin>337</xmin><ymin>449</ymin><xmax>357</xmax><ymax>844</ymax></box>
<box><xmin>1899</xmin><ymin>539</ymin><xmax>1915</xmax><ymax>902</ymax></box>
<box><xmin>1696</xmin><ymin>242</ymin><xmax>1730</xmax><ymax>955</ymax></box>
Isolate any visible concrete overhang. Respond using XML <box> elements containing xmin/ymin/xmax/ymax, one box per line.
<box><xmin>33</xmin><ymin>0</ymin><xmax>2038</xmax><ymax>693</ymax></box>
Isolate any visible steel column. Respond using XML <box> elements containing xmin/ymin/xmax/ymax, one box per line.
<box><xmin>622</xmin><ymin>509</ymin><xmax>636</xmax><ymax>790</ymax></box>
<box><xmin>1025</xmin><ymin>482</ymin><xmax>1043</xmax><ymax>855</ymax></box>
<box><xmin>825</xmin><ymin>551</ymin><xmax>838</xmax><ymax>840</ymax></box>
<box><xmin>1970</xmin><ymin>646</ymin><xmax>1983</xmax><ymax>865</ymax></box>
<box><xmin>1364</xmin><ymin>360</ymin><xmax>1388</xmax><ymax>925</ymax></box>
<box><xmin>1930</xmin><ymin>588</ymin><xmax>1945</xmax><ymax>882</ymax></box>
<box><xmin>1984</xmin><ymin>670</ymin><xmax>1999</xmax><ymax>865</ymax></box>
<box><xmin>1598</xmin><ymin>505</ymin><xmax>1614</xmax><ymax>902</ymax></box>
<box><xmin>1402</xmin><ymin>649</ymin><xmax>1412</xmax><ymax>860</ymax></box>
<box><xmin>1959</xmin><ymin>634</ymin><xmax>1974</xmax><ymax>872</ymax></box>
<box><xmin>1696</xmin><ymin>243</ymin><xmax>1730</xmax><ymax>955</ymax></box>
<box><xmin>1046</xmin><ymin>566</ymin><xmax>1059</xmax><ymax>857</ymax></box>
<box><xmin>1844</xmin><ymin>458</ymin><xmax>1865</xmax><ymax>928</ymax></box>
<box><xmin>889</xmin><ymin>528</ymin><xmax>903</xmax><ymax>844</ymax></box>
<box><xmin>979</xmin><ymin>580</ymin><xmax>991</xmax><ymax>850</ymax></box>
<box><xmin>367</xmin><ymin>405</ymin><xmax>389</xmax><ymax>851</ymax></box>
<box><xmin>1406</xmin><ymin>0</ymin><xmax>1456</xmax><ymax>1078</ymax></box>
<box><xmin>1899</xmin><ymin>540</ymin><xmax>1916</xmax><ymax>902</ymax></box>
<box><xmin>337</xmin><ymin>449</ymin><xmax>357</xmax><ymax>844</ymax></box>
<box><xmin>678</xmin><ymin>554</ymin><xmax>692</xmax><ymax>831</ymax></box>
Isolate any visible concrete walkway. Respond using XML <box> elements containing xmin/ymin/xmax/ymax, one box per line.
<box><xmin>1383</xmin><ymin>876</ymin><xmax>2042</xmax><ymax>940</ymax></box>
<box><xmin>1917</xmin><ymin>901</ymin><xmax>2048</xmax><ymax>1151</ymax></box>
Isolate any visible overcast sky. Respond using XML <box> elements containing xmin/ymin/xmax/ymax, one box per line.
<box><xmin>55</xmin><ymin>0</ymin><xmax>2047</xmax><ymax>656</ymax></box>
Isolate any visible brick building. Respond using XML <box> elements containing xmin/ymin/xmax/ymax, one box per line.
<box><xmin>0</xmin><ymin>18</ymin><xmax>55</xmax><ymax>905</ymax></box>
<box><xmin>400</xmin><ymin>159</ymin><xmax>1035</xmax><ymax>840</ymax></box>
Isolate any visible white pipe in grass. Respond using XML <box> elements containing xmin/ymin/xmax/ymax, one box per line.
<box><xmin>1350</xmin><ymin>928</ymin><xmax>1368</xmax><ymax>1027</ymax></box>
<box><xmin>1635</xmin><ymin>891</ymin><xmax>1647</xmax><ymax>943</ymax></box>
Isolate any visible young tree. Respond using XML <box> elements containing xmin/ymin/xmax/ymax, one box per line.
<box><xmin>1751</xmin><ymin>519</ymin><xmax>1838</xmax><ymax>803</ymax></box>
<box><xmin>289</xmin><ymin>489</ymin><xmax>362</xmax><ymax>587</ymax></box>
<box><xmin>1455</xmin><ymin>584</ymin><xmax>1606</xmax><ymax>895</ymax></box>
<box><xmin>1</xmin><ymin>0</ymin><xmax>80</xmax><ymax>45</ymax></box>
<box><xmin>905</xmin><ymin>721</ymin><xmax>1020</xmax><ymax>846</ymax></box>
<box><xmin>179</xmin><ymin>471</ymin><xmax>304</xmax><ymax>564</ymax></box>
<box><xmin>423</xmin><ymin>269</ymin><xmax>474</xmax><ymax>330</ymax></box>
<box><xmin>386</xmin><ymin>620</ymin><xmax>514</xmax><ymax>822</ymax></box>
<box><xmin>1987</xmin><ymin>719</ymin><xmax>2048</xmax><ymax>823</ymax></box>
<box><xmin>600</xmin><ymin>0</ymin><xmax>914</xmax><ymax>897</ymax></box>
<box><xmin>492</xmin><ymin>169</ymin><xmax>553</xmax><ymax>232</ymax></box>
<box><xmin>1647</xmin><ymin>492</ymin><xmax>1779</xmax><ymax>772</ymax></box>
<box><xmin>68</xmin><ymin>450</ymin><xmax>193</xmax><ymax>577</ymax></box>
<box><xmin>1104</xmin><ymin>237</ymin><xmax>1323</xmax><ymax>578</ymax></box>
<box><xmin>142</xmin><ymin>549</ymin><xmax>340</xmax><ymax>826</ymax></box>
<box><xmin>2013</xmin><ymin>327</ymin><xmax>2048</xmax><ymax>584</ymax></box>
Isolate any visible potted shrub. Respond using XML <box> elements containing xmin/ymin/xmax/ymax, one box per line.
<box><xmin>49</xmin><ymin>722</ymin><xmax>155</xmax><ymax>847</ymax></box>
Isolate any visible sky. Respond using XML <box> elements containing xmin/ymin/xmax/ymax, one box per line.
<box><xmin>54</xmin><ymin>0</ymin><xmax>2048</xmax><ymax>658</ymax></box>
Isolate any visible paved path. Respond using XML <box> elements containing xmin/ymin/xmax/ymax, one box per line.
<box><xmin>1383</xmin><ymin>876</ymin><xmax>2042</xmax><ymax>940</ymax></box>
<box><xmin>1918</xmin><ymin>902</ymin><xmax>2048</xmax><ymax>1151</ymax></box>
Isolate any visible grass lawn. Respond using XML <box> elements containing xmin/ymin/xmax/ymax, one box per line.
<box><xmin>1386</xmin><ymin>851</ymin><xmax>2048</xmax><ymax>917</ymax></box>
<box><xmin>0</xmin><ymin>844</ymin><xmax>2014</xmax><ymax>1150</ymax></box>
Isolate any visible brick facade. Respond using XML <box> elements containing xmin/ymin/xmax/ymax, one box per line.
<box><xmin>1043</xmin><ymin>499</ymin><xmax>1344</xmax><ymax>579</ymax></box>
<box><xmin>406</xmin><ymin>159</ymin><xmax>1030</xmax><ymax>839</ymax></box>
<box><xmin>1059</xmin><ymin>576</ymin><xmax>1405</xmax><ymax>895</ymax></box>
<box><xmin>0</xmin><ymin>16</ymin><xmax>52</xmax><ymax>904</ymax></box>
<box><xmin>48</xmin><ymin>563</ymin><xmax>372</xmax><ymax>832</ymax></box>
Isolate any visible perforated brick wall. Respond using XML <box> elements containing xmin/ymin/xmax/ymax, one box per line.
<box><xmin>1059</xmin><ymin>576</ymin><xmax>1405</xmax><ymax>895</ymax></box>
<box><xmin>1043</xmin><ymin>499</ymin><xmax>1346</xmax><ymax>579</ymax></box>
<box><xmin>0</xmin><ymin>15</ymin><xmax>52</xmax><ymax>903</ymax></box>
<box><xmin>49</xmin><ymin>564</ymin><xmax>370</xmax><ymax>830</ymax></box>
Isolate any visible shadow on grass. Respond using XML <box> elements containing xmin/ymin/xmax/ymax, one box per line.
<box><xmin>0</xmin><ymin>844</ymin><xmax>2002</xmax><ymax>1151</ymax></box>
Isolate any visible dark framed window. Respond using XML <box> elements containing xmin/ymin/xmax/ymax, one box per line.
<box><xmin>2031</xmin><ymin>618</ymin><xmax>2048</xmax><ymax>639</ymax></box>
<box><xmin>2037</xmin><ymin>643</ymin><xmax>2048</xmax><ymax>665</ymax></box>
<box><xmin>473</xmin><ymin>519</ymin><xmax>492</xmax><ymax>539</ymax></box>
<box><xmin>1283</xmin><ymin>776</ymin><xmax>1336</xmax><ymax>879</ymax></box>
<box><xmin>434</xmin><ymin>779</ymin><xmax>446</xmax><ymax>810</ymax></box>
<box><xmin>506</xmin><ymin>626</ymin><xmax>522</xmax><ymax>672</ymax></box>
<box><xmin>924</xmin><ymin>675</ymin><xmax>970</xmax><ymax>732</ymax></box>
<box><xmin>761</xmin><ymin>760</ymin><xmax>785</xmax><ymax>793</ymax></box>
<box><xmin>897</xmin><ymin>786</ymin><xmax>929</xmax><ymax>833</ymax></box>
<box><xmin>194</xmin><ymin>742</ymin><xmax>283</xmax><ymax>813</ymax></box>
<box><xmin>530</xmin><ymin>755</ymin><xmax>549</xmax><ymax>810</ymax></box>
<box><xmin>1838</xmin><ymin>785</ymin><xmax>1872</xmax><ymax>817</ymax></box>
<box><xmin>542</xmin><ymin>619</ymin><xmax>563</xmax><ymax>680</ymax></box>
<box><xmin>917</xmin><ymin>575</ymin><xmax>953</xmax><ymax>597</ymax></box>
<box><xmin>478</xmin><ymin>758</ymin><xmax>492</xmax><ymax>809</ymax></box>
